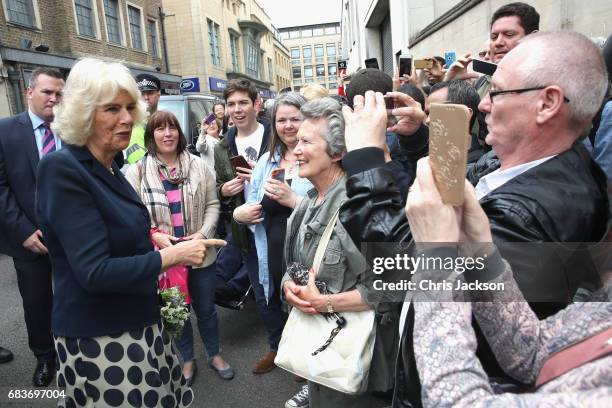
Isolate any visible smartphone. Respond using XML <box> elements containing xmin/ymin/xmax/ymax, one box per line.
<box><xmin>171</xmin><ymin>237</ymin><xmax>188</xmax><ymax>245</ymax></box>
<box><xmin>271</xmin><ymin>168</ymin><xmax>285</xmax><ymax>182</ymax></box>
<box><xmin>428</xmin><ymin>103</ymin><xmax>471</xmax><ymax>205</ymax></box>
<box><xmin>444</xmin><ymin>51</ymin><xmax>456</xmax><ymax>68</ymax></box>
<box><xmin>414</xmin><ymin>59</ymin><xmax>433</xmax><ymax>70</ymax></box>
<box><xmin>472</xmin><ymin>59</ymin><xmax>497</xmax><ymax>76</ymax></box>
<box><xmin>384</xmin><ymin>96</ymin><xmax>398</xmax><ymax>126</ymax></box>
<box><xmin>399</xmin><ymin>56</ymin><xmax>412</xmax><ymax>76</ymax></box>
<box><xmin>364</xmin><ymin>58</ymin><xmax>379</xmax><ymax>69</ymax></box>
<box><xmin>204</xmin><ymin>112</ymin><xmax>216</xmax><ymax>125</ymax></box>
<box><xmin>229</xmin><ymin>155</ymin><xmax>250</xmax><ymax>171</ymax></box>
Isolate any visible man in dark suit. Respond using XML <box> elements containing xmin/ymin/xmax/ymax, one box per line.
<box><xmin>0</xmin><ymin>67</ymin><xmax>64</xmax><ymax>386</ymax></box>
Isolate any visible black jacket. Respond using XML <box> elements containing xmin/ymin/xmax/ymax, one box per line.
<box><xmin>341</xmin><ymin>144</ymin><xmax>611</xmax><ymax>407</ymax></box>
<box><xmin>467</xmin><ymin>143</ymin><xmax>611</xmax><ymax>306</ymax></box>
<box><xmin>37</xmin><ymin>146</ymin><xmax>161</xmax><ymax>337</ymax></box>
<box><xmin>0</xmin><ymin>112</ymin><xmax>40</xmax><ymax>259</ymax></box>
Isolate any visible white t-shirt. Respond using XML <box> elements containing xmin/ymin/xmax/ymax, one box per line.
<box><xmin>235</xmin><ymin>123</ymin><xmax>264</xmax><ymax>166</ymax></box>
<box><xmin>234</xmin><ymin>123</ymin><xmax>264</xmax><ymax>199</ymax></box>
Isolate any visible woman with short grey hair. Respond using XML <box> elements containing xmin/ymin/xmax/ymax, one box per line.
<box><xmin>281</xmin><ymin>97</ymin><xmax>389</xmax><ymax>408</ymax></box>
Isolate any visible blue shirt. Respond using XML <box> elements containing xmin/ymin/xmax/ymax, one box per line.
<box><xmin>583</xmin><ymin>101</ymin><xmax>612</xmax><ymax>181</ymax></box>
<box><xmin>28</xmin><ymin>109</ymin><xmax>62</xmax><ymax>159</ymax></box>
<box><xmin>246</xmin><ymin>149</ymin><xmax>313</xmax><ymax>302</ymax></box>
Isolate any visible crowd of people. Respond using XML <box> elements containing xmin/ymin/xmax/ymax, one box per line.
<box><xmin>0</xmin><ymin>1</ymin><xmax>611</xmax><ymax>407</ymax></box>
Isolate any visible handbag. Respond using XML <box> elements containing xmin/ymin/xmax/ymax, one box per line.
<box><xmin>159</xmin><ymin>265</ymin><xmax>191</xmax><ymax>304</ymax></box>
<box><xmin>275</xmin><ymin>209</ymin><xmax>376</xmax><ymax>394</ymax></box>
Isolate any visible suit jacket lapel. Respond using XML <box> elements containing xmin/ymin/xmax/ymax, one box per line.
<box><xmin>18</xmin><ymin>112</ymin><xmax>39</xmax><ymax>176</ymax></box>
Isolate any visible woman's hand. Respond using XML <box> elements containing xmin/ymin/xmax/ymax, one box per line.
<box><xmin>405</xmin><ymin>158</ymin><xmax>461</xmax><ymax>243</ymax></box>
<box><xmin>160</xmin><ymin>238</ymin><xmax>226</xmax><ymax>269</ymax></box>
<box><xmin>152</xmin><ymin>231</ymin><xmax>179</xmax><ymax>249</ymax></box>
<box><xmin>233</xmin><ymin>202</ymin><xmax>263</xmax><ymax>224</ymax></box>
<box><xmin>283</xmin><ymin>281</ymin><xmax>317</xmax><ymax>314</ymax></box>
<box><xmin>264</xmin><ymin>179</ymin><xmax>298</xmax><ymax>207</ymax></box>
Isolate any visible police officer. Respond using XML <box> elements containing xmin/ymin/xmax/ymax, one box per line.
<box><xmin>125</xmin><ymin>73</ymin><xmax>161</xmax><ymax>164</ymax></box>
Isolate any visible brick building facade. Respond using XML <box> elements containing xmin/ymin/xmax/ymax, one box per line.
<box><xmin>0</xmin><ymin>0</ymin><xmax>181</xmax><ymax>116</ymax></box>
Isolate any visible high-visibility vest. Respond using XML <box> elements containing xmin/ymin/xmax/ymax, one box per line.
<box><xmin>125</xmin><ymin>124</ymin><xmax>146</xmax><ymax>164</ymax></box>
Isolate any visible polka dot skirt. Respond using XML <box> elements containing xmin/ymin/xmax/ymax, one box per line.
<box><xmin>55</xmin><ymin>322</ymin><xmax>193</xmax><ymax>407</ymax></box>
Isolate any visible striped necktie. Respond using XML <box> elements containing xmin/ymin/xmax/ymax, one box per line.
<box><xmin>41</xmin><ymin>122</ymin><xmax>56</xmax><ymax>156</ymax></box>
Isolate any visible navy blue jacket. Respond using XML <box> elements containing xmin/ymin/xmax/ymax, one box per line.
<box><xmin>0</xmin><ymin>111</ymin><xmax>42</xmax><ymax>258</ymax></box>
<box><xmin>36</xmin><ymin>145</ymin><xmax>162</xmax><ymax>337</ymax></box>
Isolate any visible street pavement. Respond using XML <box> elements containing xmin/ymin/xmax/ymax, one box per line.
<box><xmin>0</xmin><ymin>254</ymin><xmax>298</xmax><ymax>407</ymax></box>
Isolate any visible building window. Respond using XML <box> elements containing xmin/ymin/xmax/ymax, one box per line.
<box><xmin>314</xmin><ymin>45</ymin><xmax>324</xmax><ymax>57</ymax></box>
<box><xmin>313</xmin><ymin>27</ymin><xmax>324</xmax><ymax>36</ymax></box>
<box><xmin>74</xmin><ymin>0</ymin><xmax>96</xmax><ymax>38</ymax></box>
<box><xmin>292</xmin><ymin>67</ymin><xmax>301</xmax><ymax>79</ymax></box>
<box><xmin>148</xmin><ymin>20</ymin><xmax>159</xmax><ymax>57</ymax></box>
<box><xmin>290</xmin><ymin>48</ymin><xmax>300</xmax><ymax>59</ymax></box>
<box><xmin>6</xmin><ymin>0</ymin><xmax>36</xmax><ymax>27</ymax></box>
<box><xmin>316</xmin><ymin>64</ymin><xmax>325</xmax><ymax>77</ymax></box>
<box><xmin>207</xmin><ymin>19</ymin><xmax>221</xmax><ymax>66</ymax></box>
<box><xmin>104</xmin><ymin>0</ymin><xmax>122</xmax><ymax>44</ymax></box>
<box><xmin>127</xmin><ymin>5</ymin><xmax>144</xmax><ymax>50</ymax></box>
<box><xmin>301</xmin><ymin>28</ymin><xmax>312</xmax><ymax>37</ymax></box>
<box><xmin>326</xmin><ymin>44</ymin><xmax>336</xmax><ymax>56</ymax></box>
<box><xmin>302</xmin><ymin>46</ymin><xmax>312</xmax><ymax>61</ymax></box>
<box><xmin>281</xmin><ymin>31</ymin><xmax>289</xmax><ymax>40</ymax></box>
<box><xmin>230</xmin><ymin>33</ymin><xmax>240</xmax><ymax>72</ymax></box>
<box><xmin>329</xmin><ymin>82</ymin><xmax>338</xmax><ymax>89</ymax></box>
<box><xmin>325</xmin><ymin>26</ymin><xmax>337</xmax><ymax>35</ymax></box>
<box><xmin>268</xmin><ymin>57</ymin><xmax>273</xmax><ymax>83</ymax></box>
<box><xmin>246</xmin><ymin>37</ymin><xmax>259</xmax><ymax>78</ymax></box>
<box><xmin>328</xmin><ymin>64</ymin><xmax>337</xmax><ymax>76</ymax></box>
<box><xmin>304</xmin><ymin>66</ymin><xmax>313</xmax><ymax>78</ymax></box>
<box><xmin>289</xmin><ymin>29</ymin><xmax>300</xmax><ymax>39</ymax></box>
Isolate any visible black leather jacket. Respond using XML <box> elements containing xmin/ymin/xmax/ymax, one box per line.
<box><xmin>339</xmin><ymin>147</ymin><xmax>412</xmax><ymax>392</ymax></box>
<box><xmin>341</xmin><ymin>143</ymin><xmax>612</xmax><ymax>407</ymax></box>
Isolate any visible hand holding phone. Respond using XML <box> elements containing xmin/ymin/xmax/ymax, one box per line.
<box><xmin>230</xmin><ymin>155</ymin><xmax>251</xmax><ymax>172</ymax></box>
<box><xmin>204</xmin><ymin>112</ymin><xmax>216</xmax><ymax>125</ymax></box>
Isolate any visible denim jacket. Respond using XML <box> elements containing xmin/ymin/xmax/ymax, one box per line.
<box><xmin>246</xmin><ymin>149</ymin><xmax>313</xmax><ymax>302</ymax></box>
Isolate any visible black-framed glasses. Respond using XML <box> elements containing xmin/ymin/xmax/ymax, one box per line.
<box><xmin>488</xmin><ymin>86</ymin><xmax>570</xmax><ymax>103</ymax></box>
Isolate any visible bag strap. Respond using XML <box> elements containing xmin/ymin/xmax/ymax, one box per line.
<box><xmin>312</xmin><ymin>208</ymin><xmax>340</xmax><ymax>274</ymax></box>
<box><xmin>535</xmin><ymin>326</ymin><xmax>612</xmax><ymax>388</ymax></box>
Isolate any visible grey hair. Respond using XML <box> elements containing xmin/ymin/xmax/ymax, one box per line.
<box><xmin>300</xmin><ymin>97</ymin><xmax>345</xmax><ymax>157</ymax></box>
<box><xmin>516</xmin><ymin>31</ymin><xmax>608</xmax><ymax>130</ymax></box>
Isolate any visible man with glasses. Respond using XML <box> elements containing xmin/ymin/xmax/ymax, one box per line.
<box><xmin>467</xmin><ymin>30</ymin><xmax>610</xmax><ymax>314</ymax></box>
<box><xmin>385</xmin><ymin>30</ymin><xmax>611</xmax><ymax>406</ymax></box>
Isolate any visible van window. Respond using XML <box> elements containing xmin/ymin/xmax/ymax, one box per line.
<box><xmin>188</xmin><ymin>100</ymin><xmax>214</xmax><ymax>144</ymax></box>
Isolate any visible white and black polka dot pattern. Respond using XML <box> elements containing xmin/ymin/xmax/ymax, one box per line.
<box><xmin>55</xmin><ymin>323</ymin><xmax>193</xmax><ymax>407</ymax></box>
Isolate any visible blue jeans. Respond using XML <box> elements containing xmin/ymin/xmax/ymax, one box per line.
<box><xmin>242</xmin><ymin>232</ymin><xmax>287</xmax><ymax>351</ymax></box>
<box><xmin>175</xmin><ymin>263</ymin><xmax>220</xmax><ymax>361</ymax></box>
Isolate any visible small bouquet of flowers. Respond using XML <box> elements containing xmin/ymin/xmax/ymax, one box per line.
<box><xmin>159</xmin><ymin>286</ymin><xmax>190</xmax><ymax>339</ymax></box>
